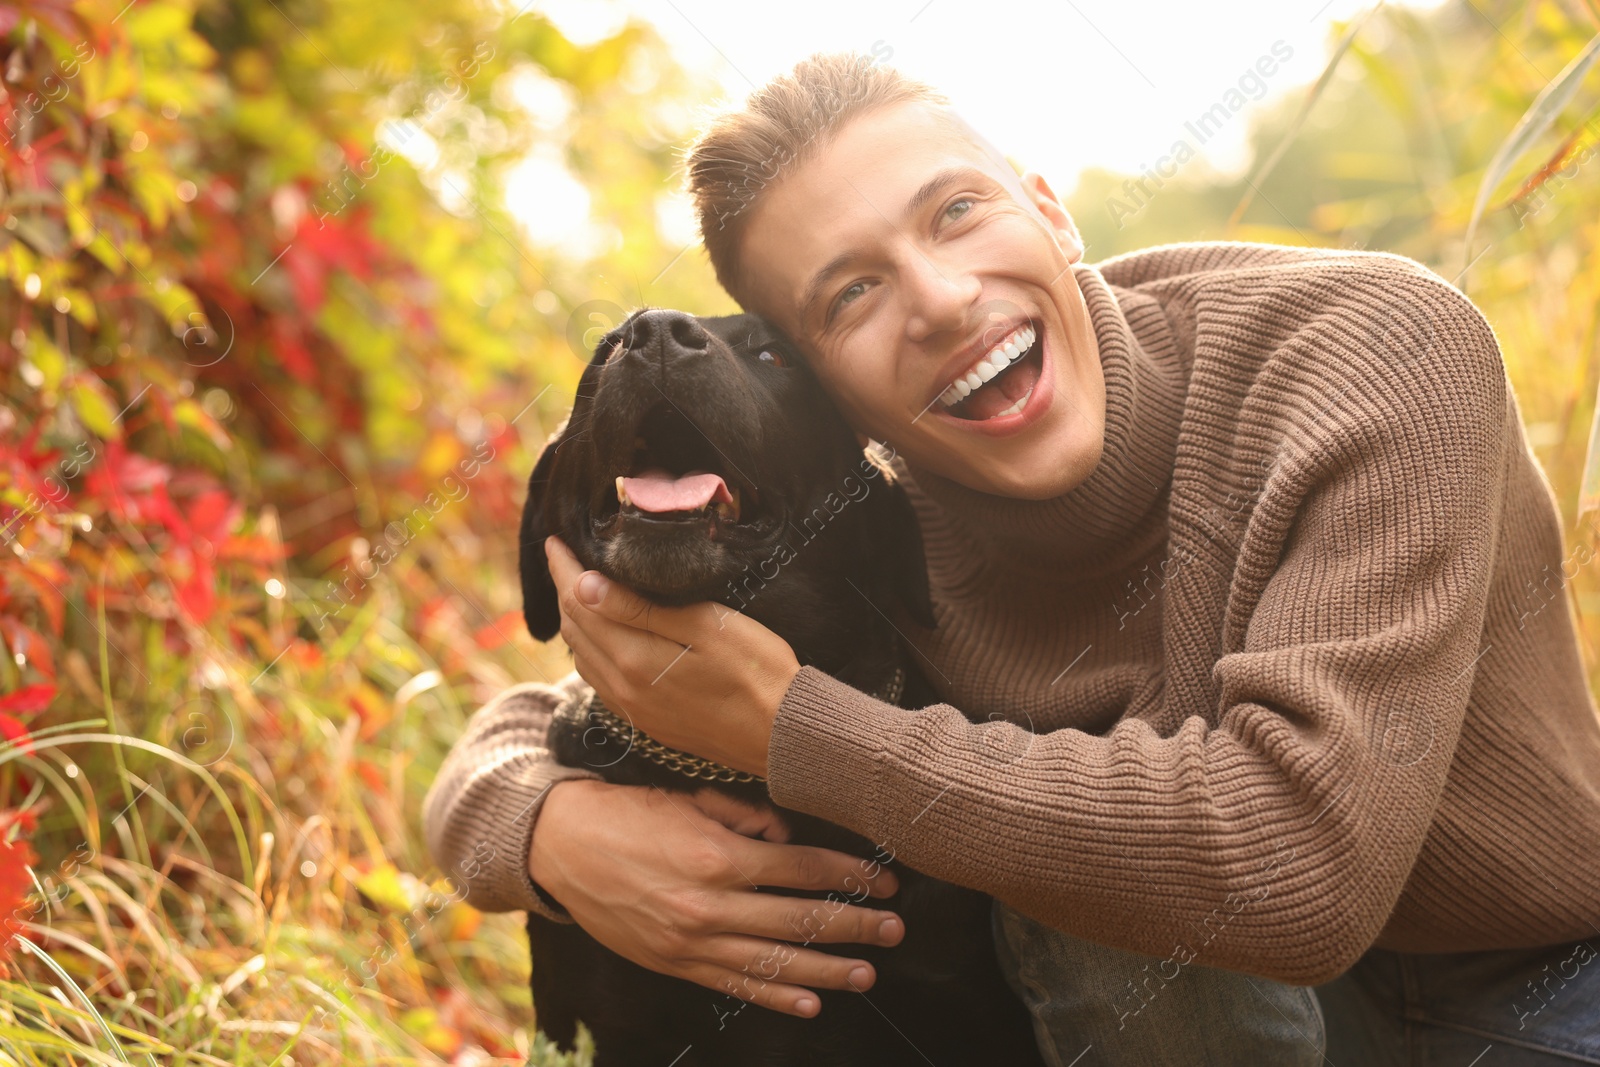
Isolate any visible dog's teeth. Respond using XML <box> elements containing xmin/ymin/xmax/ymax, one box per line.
<box><xmin>616</xmin><ymin>475</ymin><xmax>629</xmax><ymax>505</ymax></box>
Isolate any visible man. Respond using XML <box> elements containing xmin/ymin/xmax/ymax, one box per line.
<box><xmin>424</xmin><ymin>53</ymin><xmax>1600</xmax><ymax>1063</ymax></box>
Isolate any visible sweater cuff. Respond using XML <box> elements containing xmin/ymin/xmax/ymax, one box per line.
<box><xmin>455</xmin><ymin>758</ymin><xmax>599</xmax><ymax>922</ymax></box>
<box><xmin>765</xmin><ymin>665</ymin><xmax>917</xmax><ymax>835</ymax></box>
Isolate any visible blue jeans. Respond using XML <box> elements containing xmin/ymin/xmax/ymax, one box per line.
<box><xmin>993</xmin><ymin>902</ymin><xmax>1600</xmax><ymax>1065</ymax></box>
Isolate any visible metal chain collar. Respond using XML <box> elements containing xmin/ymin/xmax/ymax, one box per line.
<box><xmin>575</xmin><ymin>665</ymin><xmax>906</xmax><ymax>786</ymax></box>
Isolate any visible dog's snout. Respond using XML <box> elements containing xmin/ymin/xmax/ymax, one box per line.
<box><xmin>666</xmin><ymin>314</ymin><xmax>710</xmax><ymax>353</ymax></box>
<box><xmin>621</xmin><ymin>309</ymin><xmax>711</xmax><ymax>367</ymax></box>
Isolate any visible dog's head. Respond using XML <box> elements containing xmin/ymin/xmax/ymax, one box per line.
<box><xmin>519</xmin><ymin>309</ymin><xmax>933</xmax><ymax>665</ymax></box>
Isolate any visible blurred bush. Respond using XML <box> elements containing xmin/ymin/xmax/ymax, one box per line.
<box><xmin>0</xmin><ymin>0</ymin><xmax>718</xmax><ymax>1060</ymax></box>
<box><xmin>0</xmin><ymin>0</ymin><xmax>1594</xmax><ymax>1062</ymax></box>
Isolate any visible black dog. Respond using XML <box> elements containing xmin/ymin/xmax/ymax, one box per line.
<box><xmin>518</xmin><ymin>309</ymin><xmax>1045</xmax><ymax>1067</ymax></box>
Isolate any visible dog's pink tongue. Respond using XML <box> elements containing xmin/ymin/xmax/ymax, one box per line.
<box><xmin>621</xmin><ymin>468</ymin><xmax>732</xmax><ymax>512</ymax></box>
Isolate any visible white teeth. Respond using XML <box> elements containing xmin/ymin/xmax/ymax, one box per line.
<box><xmin>936</xmin><ymin>323</ymin><xmax>1039</xmax><ymax>408</ymax></box>
<box><xmin>990</xmin><ymin>386</ymin><xmax>1034</xmax><ymax>419</ymax></box>
<box><xmin>616</xmin><ymin>475</ymin><xmax>629</xmax><ymax>504</ymax></box>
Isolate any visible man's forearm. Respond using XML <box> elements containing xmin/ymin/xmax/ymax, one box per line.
<box><xmin>422</xmin><ymin>675</ymin><xmax>601</xmax><ymax>916</ymax></box>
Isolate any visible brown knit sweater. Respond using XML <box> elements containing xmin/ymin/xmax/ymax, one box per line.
<box><xmin>422</xmin><ymin>241</ymin><xmax>1600</xmax><ymax>986</ymax></box>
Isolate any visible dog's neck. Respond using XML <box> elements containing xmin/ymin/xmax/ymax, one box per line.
<box><xmin>820</xmin><ymin>636</ymin><xmax>910</xmax><ymax>705</ymax></box>
<box><xmin>733</xmin><ymin>573</ymin><xmax>910</xmax><ymax>689</ymax></box>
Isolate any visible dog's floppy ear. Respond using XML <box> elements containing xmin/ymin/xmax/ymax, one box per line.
<box><xmin>518</xmin><ymin>429</ymin><xmax>565</xmax><ymax>642</ymax></box>
<box><xmin>858</xmin><ymin>452</ymin><xmax>936</xmax><ymax>629</ymax></box>
<box><xmin>520</xmin><ymin>321</ymin><xmax>621</xmax><ymax>641</ymax></box>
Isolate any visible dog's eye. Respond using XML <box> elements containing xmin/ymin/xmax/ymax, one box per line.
<box><xmin>756</xmin><ymin>348</ymin><xmax>788</xmax><ymax>368</ymax></box>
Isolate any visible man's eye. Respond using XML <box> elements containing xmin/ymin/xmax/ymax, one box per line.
<box><xmin>834</xmin><ymin>281</ymin><xmax>868</xmax><ymax>313</ymax></box>
<box><xmin>944</xmin><ymin>198</ymin><xmax>975</xmax><ymax>222</ymax></box>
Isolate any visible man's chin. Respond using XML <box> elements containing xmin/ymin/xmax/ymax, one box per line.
<box><xmin>914</xmin><ymin>417</ymin><xmax>1101</xmax><ymax>500</ymax></box>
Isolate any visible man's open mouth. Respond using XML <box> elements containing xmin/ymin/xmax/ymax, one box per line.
<box><xmin>936</xmin><ymin>320</ymin><xmax>1044</xmax><ymax>421</ymax></box>
<box><xmin>600</xmin><ymin>401</ymin><xmax>764</xmax><ymax>539</ymax></box>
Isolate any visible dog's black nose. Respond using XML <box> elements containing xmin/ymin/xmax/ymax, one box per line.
<box><xmin>620</xmin><ymin>309</ymin><xmax>710</xmax><ymax>367</ymax></box>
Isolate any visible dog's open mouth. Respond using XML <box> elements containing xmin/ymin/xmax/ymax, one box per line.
<box><xmin>602</xmin><ymin>401</ymin><xmax>762</xmax><ymax>539</ymax></box>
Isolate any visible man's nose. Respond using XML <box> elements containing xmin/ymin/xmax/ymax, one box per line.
<box><xmin>617</xmin><ymin>309</ymin><xmax>711</xmax><ymax>368</ymax></box>
<box><xmin>901</xmin><ymin>254</ymin><xmax>982</xmax><ymax>342</ymax></box>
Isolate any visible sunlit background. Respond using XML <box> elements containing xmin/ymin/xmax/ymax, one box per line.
<box><xmin>0</xmin><ymin>0</ymin><xmax>1595</xmax><ymax>1062</ymax></box>
<box><xmin>509</xmin><ymin>0</ymin><xmax>1434</xmax><ymax>253</ymax></box>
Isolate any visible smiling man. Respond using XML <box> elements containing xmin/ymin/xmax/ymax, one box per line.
<box><xmin>425</xmin><ymin>53</ymin><xmax>1600</xmax><ymax>1063</ymax></box>
<box><xmin>717</xmin><ymin>103</ymin><xmax>1107</xmax><ymax>505</ymax></box>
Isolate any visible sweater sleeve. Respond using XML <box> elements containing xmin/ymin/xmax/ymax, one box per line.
<box><xmin>422</xmin><ymin>672</ymin><xmax>602</xmax><ymax>916</ymax></box>
<box><xmin>764</xmin><ymin>279</ymin><xmax>1511</xmax><ymax>986</ymax></box>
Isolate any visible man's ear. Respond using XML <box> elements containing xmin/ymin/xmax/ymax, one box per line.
<box><xmin>859</xmin><ymin>458</ymin><xmax>936</xmax><ymax>630</ymax></box>
<box><xmin>1020</xmin><ymin>171</ymin><xmax>1083</xmax><ymax>264</ymax></box>
<box><xmin>518</xmin><ymin>430</ymin><xmax>565</xmax><ymax>642</ymax></box>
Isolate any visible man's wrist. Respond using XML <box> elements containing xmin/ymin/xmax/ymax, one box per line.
<box><xmin>528</xmin><ymin>777</ymin><xmax>603</xmax><ymax>909</ymax></box>
<box><xmin>753</xmin><ymin>660</ymin><xmax>802</xmax><ymax>778</ymax></box>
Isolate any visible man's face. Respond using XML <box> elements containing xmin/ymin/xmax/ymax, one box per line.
<box><xmin>736</xmin><ymin>100</ymin><xmax>1106</xmax><ymax>500</ymax></box>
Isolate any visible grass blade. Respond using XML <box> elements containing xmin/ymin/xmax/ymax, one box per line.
<box><xmin>1227</xmin><ymin>2</ymin><xmax>1386</xmax><ymax>230</ymax></box>
<box><xmin>13</xmin><ymin>936</ymin><xmax>147</xmax><ymax>1066</ymax></box>
<box><xmin>1463</xmin><ymin>32</ymin><xmax>1600</xmax><ymax>273</ymax></box>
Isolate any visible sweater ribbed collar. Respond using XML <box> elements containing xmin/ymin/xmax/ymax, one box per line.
<box><xmin>902</xmin><ymin>262</ymin><xmax>1188</xmax><ymax>574</ymax></box>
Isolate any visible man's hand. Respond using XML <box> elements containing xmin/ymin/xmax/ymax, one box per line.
<box><xmin>530</xmin><ymin>778</ymin><xmax>906</xmax><ymax>1018</ymax></box>
<box><xmin>544</xmin><ymin>535</ymin><xmax>799</xmax><ymax>776</ymax></box>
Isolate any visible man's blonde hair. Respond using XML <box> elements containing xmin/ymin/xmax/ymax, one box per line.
<box><xmin>684</xmin><ymin>52</ymin><xmax>950</xmax><ymax>309</ymax></box>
